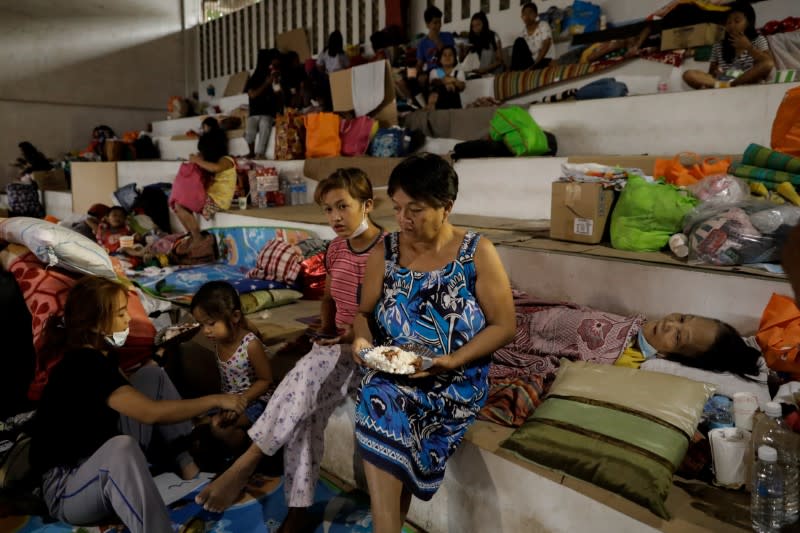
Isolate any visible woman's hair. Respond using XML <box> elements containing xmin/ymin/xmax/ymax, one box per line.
<box><xmin>39</xmin><ymin>276</ymin><xmax>127</xmax><ymax>362</ymax></box>
<box><xmin>197</xmin><ymin>117</ymin><xmax>229</xmax><ymax>163</ymax></box>
<box><xmin>326</xmin><ymin>30</ymin><xmax>344</xmax><ymax>57</ymax></box>
<box><xmin>314</xmin><ymin>168</ymin><xmax>374</xmax><ymax>205</ymax></box>
<box><xmin>387</xmin><ymin>153</ymin><xmax>458</xmax><ymax>208</ymax></box>
<box><xmin>251</xmin><ymin>48</ymin><xmax>280</xmax><ymax>87</ymax></box>
<box><xmin>721</xmin><ymin>1</ymin><xmax>758</xmax><ymax>65</ymax></box>
<box><xmin>190</xmin><ymin>281</ymin><xmax>243</xmax><ymax>333</ymax></box>
<box><xmin>469</xmin><ymin>12</ymin><xmax>496</xmax><ymax>52</ymax></box>
<box><xmin>667</xmin><ymin>320</ymin><xmax>762</xmax><ymax>378</ymax></box>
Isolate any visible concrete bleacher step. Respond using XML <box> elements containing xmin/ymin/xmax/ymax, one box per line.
<box><xmin>529</xmin><ymin>82</ymin><xmax>799</xmax><ymax>156</ymax></box>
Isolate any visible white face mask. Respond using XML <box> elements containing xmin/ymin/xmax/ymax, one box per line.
<box><xmin>348</xmin><ymin>207</ymin><xmax>369</xmax><ymax>239</ymax></box>
<box><xmin>105</xmin><ymin>328</ymin><xmax>130</xmax><ymax>348</ymax></box>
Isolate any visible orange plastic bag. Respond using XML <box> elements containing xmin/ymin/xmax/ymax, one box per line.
<box><xmin>304</xmin><ymin>112</ymin><xmax>341</xmax><ymax>158</ymax></box>
<box><xmin>756</xmin><ymin>293</ymin><xmax>800</xmax><ymax>376</ymax></box>
<box><xmin>772</xmin><ymin>86</ymin><xmax>800</xmax><ymax>157</ymax></box>
<box><xmin>653</xmin><ymin>153</ymin><xmax>732</xmax><ymax>187</ymax></box>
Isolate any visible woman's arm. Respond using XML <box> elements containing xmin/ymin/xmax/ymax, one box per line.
<box><xmin>189</xmin><ymin>154</ymin><xmax>234</xmax><ymax>174</ymax></box>
<box><xmin>247</xmin><ymin>76</ymin><xmax>272</xmax><ymax>98</ymax></box>
<box><xmin>491</xmin><ymin>35</ymin><xmax>505</xmax><ymax>72</ymax></box>
<box><xmin>107</xmin><ymin>385</ymin><xmax>246</xmax><ymax>425</ymax></box>
<box><xmin>242</xmin><ymin>339</ymin><xmax>273</xmax><ymax>403</ymax></box>
<box><xmin>351</xmin><ymin>243</ymin><xmax>386</xmax><ymax>356</ymax></box>
<box><xmin>420</xmin><ymin>238</ymin><xmax>515</xmax><ymax>375</ymax></box>
<box><xmin>534</xmin><ymin>38</ymin><xmax>552</xmax><ymax>66</ymax></box>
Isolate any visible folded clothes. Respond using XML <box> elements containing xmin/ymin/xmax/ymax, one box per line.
<box><xmin>742</xmin><ymin>143</ymin><xmax>800</xmax><ymax>174</ymax></box>
<box><xmin>729</xmin><ymin>162</ymin><xmax>800</xmax><ymax>187</ymax></box>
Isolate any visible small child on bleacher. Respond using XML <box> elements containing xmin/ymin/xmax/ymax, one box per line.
<box><xmin>426</xmin><ymin>46</ymin><xmax>466</xmax><ymax>110</ymax></box>
<box><xmin>683</xmin><ymin>1</ymin><xmax>774</xmax><ymax>89</ymax></box>
<box><xmin>91</xmin><ymin>205</ymin><xmax>133</xmax><ymax>254</ymax></box>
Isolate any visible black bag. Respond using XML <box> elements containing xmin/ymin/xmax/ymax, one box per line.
<box><xmin>6</xmin><ymin>182</ymin><xmax>44</xmax><ymax>218</ymax></box>
<box><xmin>451</xmin><ymin>140</ymin><xmax>512</xmax><ymax>160</ymax></box>
<box><xmin>133</xmin><ymin>135</ymin><xmax>160</xmax><ymax>160</ymax></box>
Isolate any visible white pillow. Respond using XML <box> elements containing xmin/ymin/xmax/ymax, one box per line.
<box><xmin>0</xmin><ymin>217</ymin><xmax>116</xmax><ymax>279</ymax></box>
<box><xmin>640</xmin><ymin>356</ymin><xmax>771</xmax><ymax>410</ymax></box>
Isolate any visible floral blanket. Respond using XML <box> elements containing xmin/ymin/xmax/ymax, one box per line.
<box><xmin>479</xmin><ymin>294</ymin><xmax>644</xmax><ymax>426</ymax></box>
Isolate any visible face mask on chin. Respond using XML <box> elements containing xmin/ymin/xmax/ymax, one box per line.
<box><xmin>638</xmin><ymin>328</ymin><xmax>658</xmax><ymax>359</ymax></box>
<box><xmin>105</xmin><ymin>328</ymin><xmax>130</xmax><ymax>348</ymax></box>
<box><xmin>348</xmin><ymin>207</ymin><xmax>369</xmax><ymax>239</ymax></box>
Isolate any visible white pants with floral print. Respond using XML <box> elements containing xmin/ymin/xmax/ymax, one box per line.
<box><xmin>247</xmin><ymin>343</ymin><xmax>357</xmax><ymax>507</ymax></box>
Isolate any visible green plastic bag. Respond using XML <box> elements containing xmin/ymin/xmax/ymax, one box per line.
<box><xmin>489</xmin><ymin>106</ymin><xmax>548</xmax><ymax>156</ymax></box>
<box><xmin>610</xmin><ymin>175</ymin><xmax>698</xmax><ymax>251</ymax></box>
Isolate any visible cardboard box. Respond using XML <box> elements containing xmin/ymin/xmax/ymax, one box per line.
<box><xmin>550</xmin><ymin>182</ymin><xmax>615</xmax><ymax>244</ymax></box>
<box><xmin>661</xmin><ymin>23</ymin><xmax>724</xmax><ymax>51</ymax></box>
<box><xmin>329</xmin><ymin>61</ymin><xmax>398</xmax><ymax>127</ymax></box>
<box><xmin>224</xmin><ymin>71</ymin><xmax>250</xmax><ymax>97</ymax></box>
<box><xmin>31</xmin><ymin>169</ymin><xmax>68</xmax><ymax>191</ymax></box>
<box><xmin>276</xmin><ymin>28</ymin><xmax>311</xmax><ymax>62</ymax></box>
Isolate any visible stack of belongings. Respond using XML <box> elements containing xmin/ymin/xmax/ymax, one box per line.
<box><xmin>730</xmin><ymin>144</ymin><xmax>800</xmax><ymax>206</ymax></box>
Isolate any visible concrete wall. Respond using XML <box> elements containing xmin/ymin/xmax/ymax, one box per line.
<box><xmin>0</xmin><ymin>0</ymin><xmax>201</xmax><ymax>187</ymax></box>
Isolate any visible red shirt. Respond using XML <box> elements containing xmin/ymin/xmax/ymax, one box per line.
<box><xmin>325</xmin><ymin>232</ymin><xmax>385</xmax><ymax>326</ymax></box>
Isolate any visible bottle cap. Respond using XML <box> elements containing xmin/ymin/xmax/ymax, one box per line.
<box><xmin>758</xmin><ymin>445</ymin><xmax>778</xmax><ymax>462</ymax></box>
<box><xmin>765</xmin><ymin>402</ymin><xmax>782</xmax><ymax>418</ymax></box>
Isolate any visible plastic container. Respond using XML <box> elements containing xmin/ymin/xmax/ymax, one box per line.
<box><xmin>752</xmin><ymin>402</ymin><xmax>800</xmax><ymax>525</ymax></box>
<box><xmin>752</xmin><ymin>445</ymin><xmax>785</xmax><ymax>532</ymax></box>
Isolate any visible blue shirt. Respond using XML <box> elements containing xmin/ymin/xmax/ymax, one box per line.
<box><xmin>416</xmin><ymin>32</ymin><xmax>455</xmax><ymax>72</ymax></box>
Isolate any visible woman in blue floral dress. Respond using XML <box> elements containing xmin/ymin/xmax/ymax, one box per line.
<box><xmin>352</xmin><ymin>153</ymin><xmax>516</xmax><ymax>532</ymax></box>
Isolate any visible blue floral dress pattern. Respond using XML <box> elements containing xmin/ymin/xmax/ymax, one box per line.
<box><xmin>354</xmin><ymin>231</ymin><xmax>488</xmax><ymax>500</ymax></box>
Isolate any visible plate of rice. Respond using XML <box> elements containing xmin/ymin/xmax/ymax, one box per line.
<box><xmin>155</xmin><ymin>322</ymin><xmax>201</xmax><ymax>347</ymax></box>
<box><xmin>360</xmin><ymin>345</ymin><xmax>434</xmax><ymax>375</ymax></box>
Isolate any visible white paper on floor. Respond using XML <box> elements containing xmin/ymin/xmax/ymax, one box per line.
<box><xmin>154</xmin><ymin>471</ymin><xmax>215</xmax><ymax>506</ymax></box>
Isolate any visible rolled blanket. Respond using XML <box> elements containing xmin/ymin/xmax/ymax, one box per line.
<box><xmin>730</xmin><ymin>162</ymin><xmax>800</xmax><ymax>187</ymax></box>
<box><xmin>742</xmin><ymin>143</ymin><xmax>800</xmax><ymax>174</ymax></box>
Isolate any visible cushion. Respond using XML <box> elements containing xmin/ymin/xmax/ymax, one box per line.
<box><xmin>247</xmin><ymin>239</ymin><xmax>303</xmax><ymax>284</ymax></box>
<box><xmin>114</xmin><ymin>183</ymin><xmax>139</xmax><ymax>212</ymax></box>
<box><xmin>501</xmin><ymin>360</ymin><xmax>715</xmax><ymax>519</ymax></box>
<box><xmin>240</xmin><ymin>289</ymin><xmax>304</xmax><ymax>314</ymax></box>
<box><xmin>7</xmin><ymin>251</ymin><xmax>155</xmax><ymax>401</ymax></box>
<box><xmin>0</xmin><ymin>217</ymin><xmax>116</xmax><ymax>279</ymax></box>
<box><xmin>641</xmin><ymin>357</ymin><xmax>771</xmax><ymax>410</ymax></box>
<box><xmin>208</xmin><ymin>226</ymin><xmax>315</xmax><ymax>270</ymax></box>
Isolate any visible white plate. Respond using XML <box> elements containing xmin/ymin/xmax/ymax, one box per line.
<box><xmin>359</xmin><ymin>346</ymin><xmax>434</xmax><ymax>375</ymax></box>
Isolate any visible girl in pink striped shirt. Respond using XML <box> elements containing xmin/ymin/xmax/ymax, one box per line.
<box><xmin>196</xmin><ymin>169</ymin><xmax>385</xmax><ymax>530</ymax></box>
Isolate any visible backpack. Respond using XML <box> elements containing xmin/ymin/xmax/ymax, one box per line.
<box><xmin>489</xmin><ymin>107</ymin><xmax>549</xmax><ymax>156</ymax></box>
<box><xmin>772</xmin><ymin>86</ymin><xmax>800</xmax><ymax>157</ymax></box>
<box><xmin>6</xmin><ymin>182</ymin><xmax>45</xmax><ymax>218</ymax></box>
<box><xmin>369</xmin><ymin>128</ymin><xmax>406</xmax><ymax>157</ymax></box>
<box><xmin>575</xmin><ymin>78</ymin><xmax>629</xmax><ymax>100</ymax></box>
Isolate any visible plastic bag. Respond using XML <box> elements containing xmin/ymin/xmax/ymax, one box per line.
<box><xmin>653</xmin><ymin>153</ymin><xmax>732</xmax><ymax>187</ymax></box>
<box><xmin>489</xmin><ymin>106</ymin><xmax>548</xmax><ymax>157</ymax></box>
<box><xmin>609</xmin><ymin>175</ymin><xmax>699</xmax><ymax>252</ymax></box>
<box><xmin>687</xmin><ymin>174</ymin><xmax>750</xmax><ymax>205</ymax></box>
<box><xmin>682</xmin><ymin>200</ymin><xmax>797</xmax><ymax>266</ymax></box>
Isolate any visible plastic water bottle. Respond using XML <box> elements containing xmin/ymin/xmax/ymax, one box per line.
<box><xmin>752</xmin><ymin>402</ymin><xmax>800</xmax><ymax>525</ymax></box>
<box><xmin>290</xmin><ymin>175</ymin><xmax>307</xmax><ymax>206</ymax></box>
<box><xmin>752</xmin><ymin>445</ymin><xmax>785</xmax><ymax>532</ymax></box>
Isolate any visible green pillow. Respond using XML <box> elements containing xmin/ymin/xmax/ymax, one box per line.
<box><xmin>240</xmin><ymin>289</ymin><xmax>303</xmax><ymax>314</ymax></box>
<box><xmin>501</xmin><ymin>360</ymin><xmax>715</xmax><ymax>519</ymax></box>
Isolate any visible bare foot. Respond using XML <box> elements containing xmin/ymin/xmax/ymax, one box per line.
<box><xmin>195</xmin><ymin>444</ymin><xmax>262</xmax><ymax>512</ymax></box>
<box><xmin>180</xmin><ymin>461</ymin><xmax>200</xmax><ymax>480</ymax></box>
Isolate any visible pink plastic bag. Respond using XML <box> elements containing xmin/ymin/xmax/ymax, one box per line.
<box><xmin>169</xmin><ymin>162</ymin><xmax>207</xmax><ymax>213</ymax></box>
<box><xmin>340</xmin><ymin>116</ymin><xmax>375</xmax><ymax>157</ymax></box>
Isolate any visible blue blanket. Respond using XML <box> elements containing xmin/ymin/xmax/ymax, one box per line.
<box><xmin>6</xmin><ymin>476</ymin><xmax>419</xmax><ymax>533</ymax></box>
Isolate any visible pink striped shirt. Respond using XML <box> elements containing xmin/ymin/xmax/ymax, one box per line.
<box><xmin>325</xmin><ymin>232</ymin><xmax>385</xmax><ymax>326</ymax></box>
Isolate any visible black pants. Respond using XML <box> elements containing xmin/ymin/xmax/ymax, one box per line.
<box><xmin>511</xmin><ymin>37</ymin><xmax>553</xmax><ymax>71</ymax></box>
